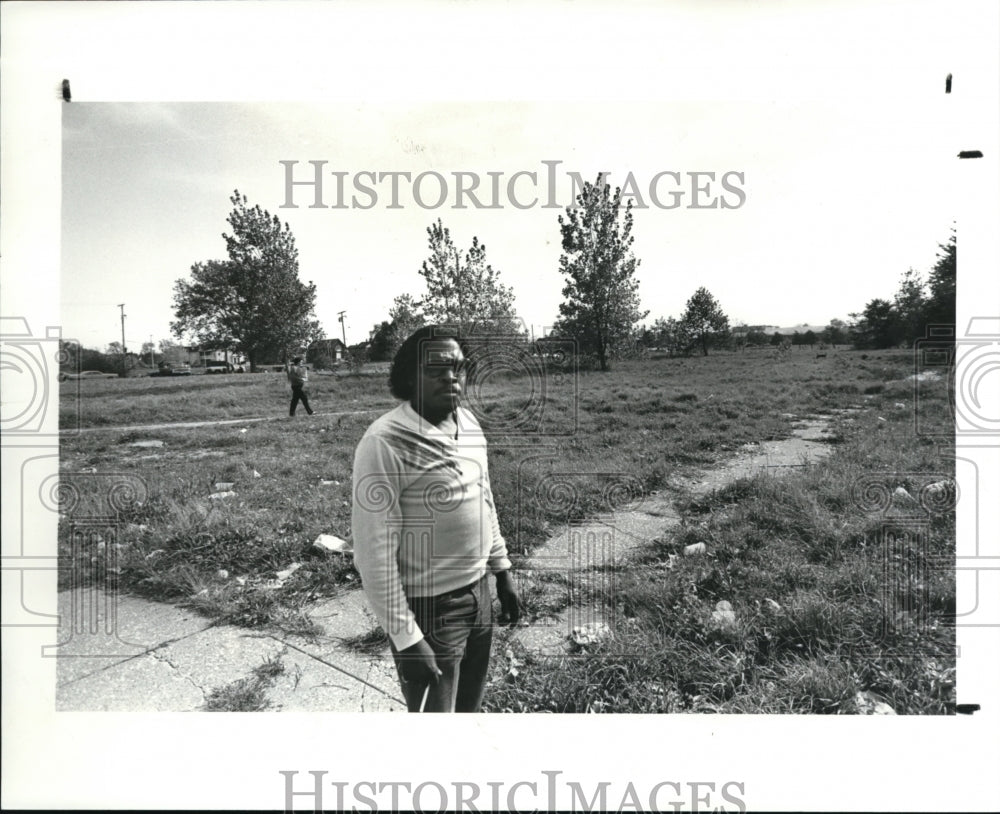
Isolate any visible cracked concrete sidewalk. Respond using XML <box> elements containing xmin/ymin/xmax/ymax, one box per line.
<box><xmin>54</xmin><ymin>586</ymin><xmax>405</xmax><ymax>711</ymax></box>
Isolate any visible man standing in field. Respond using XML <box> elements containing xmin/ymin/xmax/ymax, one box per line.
<box><xmin>351</xmin><ymin>325</ymin><xmax>520</xmax><ymax>712</ymax></box>
<box><xmin>286</xmin><ymin>356</ymin><xmax>314</xmax><ymax>416</ymax></box>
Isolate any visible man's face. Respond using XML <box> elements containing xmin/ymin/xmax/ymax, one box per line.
<box><xmin>413</xmin><ymin>338</ymin><xmax>466</xmax><ymax>417</ymax></box>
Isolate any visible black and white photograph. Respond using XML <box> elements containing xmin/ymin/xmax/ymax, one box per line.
<box><xmin>2</xmin><ymin>1</ymin><xmax>998</xmax><ymax>811</ymax></box>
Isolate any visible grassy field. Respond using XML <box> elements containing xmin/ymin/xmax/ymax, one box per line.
<box><xmin>58</xmin><ymin>348</ymin><xmax>956</xmax><ymax>712</ymax></box>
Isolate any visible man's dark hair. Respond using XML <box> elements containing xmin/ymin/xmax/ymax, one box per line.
<box><xmin>389</xmin><ymin>325</ymin><xmax>464</xmax><ymax>400</ymax></box>
<box><xmin>292</xmin><ymin>356</ymin><xmax>302</xmax><ymax>364</ymax></box>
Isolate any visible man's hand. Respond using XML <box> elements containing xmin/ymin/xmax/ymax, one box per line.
<box><xmin>495</xmin><ymin>570</ymin><xmax>521</xmax><ymax>626</ymax></box>
<box><xmin>397</xmin><ymin>637</ymin><xmax>441</xmax><ymax>685</ymax></box>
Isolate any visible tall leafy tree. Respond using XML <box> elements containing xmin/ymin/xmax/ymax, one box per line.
<box><xmin>172</xmin><ymin>190</ymin><xmax>322</xmax><ymax>371</ymax></box>
<box><xmin>418</xmin><ymin>219</ymin><xmax>519</xmax><ymax>335</ymax></box>
<box><xmin>893</xmin><ymin>267</ymin><xmax>927</xmax><ymax>347</ymax></box>
<box><xmin>850</xmin><ymin>298</ymin><xmax>902</xmax><ymax>349</ymax></box>
<box><xmin>822</xmin><ymin>319</ymin><xmax>849</xmax><ymax>346</ymax></box>
<box><xmin>388</xmin><ymin>294</ymin><xmax>425</xmax><ymax>345</ymax></box>
<box><xmin>367</xmin><ymin>294</ymin><xmax>426</xmax><ymax>361</ymax></box>
<box><xmin>924</xmin><ymin>231</ymin><xmax>956</xmax><ymax>333</ymax></box>
<box><xmin>554</xmin><ymin>176</ymin><xmax>647</xmax><ymax>371</ymax></box>
<box><xmin>679</xmin><ymin>287</ymin><xmax>730</xmax><ymax>356</ymax></box>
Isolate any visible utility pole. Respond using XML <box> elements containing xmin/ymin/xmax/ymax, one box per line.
<box><xmin>337</xmin><ymin>310</ymin><xmax>347</xmax><ymax>346</ymax></box>
<box><xmin>149</xmin><ymin>334</ymin><xmax>154</xmax><ymax>368</ymax></box>
<box><xmin>118</xmin><ymin>304</ymin><xmax>127</xmax><ymax>377</ymax></box>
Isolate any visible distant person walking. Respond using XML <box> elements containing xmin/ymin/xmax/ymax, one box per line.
<box><xmin>286</xmin><ymin>356</ymin><xmax>314</xmax><ymax>416</ymax></box>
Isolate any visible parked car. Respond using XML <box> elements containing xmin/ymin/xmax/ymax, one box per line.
<box><xmin>59</xmin><ymin>370</ymin><xmax>118</xmax><ymax>381</ymax></box>
<box><xmin>151</xmin><ymin>362</ymin><xmax>192</xmax><ymax>377</ymax></box>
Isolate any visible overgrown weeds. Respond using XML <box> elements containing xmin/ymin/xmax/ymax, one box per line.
<box><xmin>61</xmin><ymin>350</ymin><xmax>955</xmax><ymax>712</ymax></box>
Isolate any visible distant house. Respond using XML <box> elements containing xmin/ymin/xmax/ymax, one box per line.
<box><xmin>309</xmin><ymin>338</ymin><xmax>347</xmax><ymax>364</ymax></box>
<box><xmin>183</xmin><ymin>347</ymin><xmax>247</xmax><ymax>367</ymax></box>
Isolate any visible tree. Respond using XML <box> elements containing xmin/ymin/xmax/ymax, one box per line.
<box><xmin>158</xmin><ymin>339</ymin><xmax>188</xmax><ymax>365</ymax></box>
<box><xmin>171</xmin><ymin>190</ymin><xmax>322</xmax><ymax>371</ymax></box>
<box><xmin>554</xmin><ymin>176</ymin><xmax>648</xmax><ymax>371</ymax></box>
<box><xmin>851</xmin><ymin>298</ymin><xmax>902</xmax><ymax>349</ymax></box>
<box><xmin>802</xmin><ymin>329</ymin><xmax>818</xmax><ymax>348</ymax></box>
<box><xmin>822</xmin><ymin>319</ymin><xmax>849</xmax><ymax>346</ymax></box>
<box><xmin>367</xmin><ymin>294</ymin><xmax>426</xmax><ymax>362</ymax></box>
<box><xmin>679</xmin><ymin>287</ymin><xmax>730</xmax><ymax>356</ymax></box>
<box><xmin>388</xmin><ymin>294</ymin><xmax>424</xmax><ymax>345</ymax></box>
<box><xmin>367</xmin><ymin>321</ymin><xmax>395</xmax><ymax>362</ymax></box>
<box><xmin>418</xmin><ymin>220</ymin><xmax>519</xmax><ymax>335</ymax></box>
<box><xmin>893</xmin><ymin>267</ymin><xmax>927</xmax><ymax>347</ymax></box>
<box><xmin>924</xmin><ymin>231</ymin><xmax>956</xmax><ymax>333</ymax></box>
<box><xmin>656</xmin><ymin>316</ymin><xmax>695</xmax><ymax>357</ymax></box>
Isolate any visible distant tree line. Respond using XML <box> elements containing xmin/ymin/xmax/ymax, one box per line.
<box><xmin>849</xmin><ymin>232</ymin><xmax>955</xmax><ymax>349</ymax></box>
<box><xmin>164</xmin><ymin>187</ymin><xmax>954</xmax><ymax>373</ymax></box>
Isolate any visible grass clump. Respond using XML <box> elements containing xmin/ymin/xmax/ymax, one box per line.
<box><xmin>203</xmin><ymin>655</ymin><xmax>286</xmax><ymax>712</ymax></box>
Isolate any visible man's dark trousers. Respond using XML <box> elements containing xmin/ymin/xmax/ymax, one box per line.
<box><xmin>290</xmin><ymin>385</ymin><xmax>314</xmax><ymax>416</ymax></box>
<box><xmin>390</xmin><ymin>574</ymin><xmax>493</xmax><ymax>713</ymax></box>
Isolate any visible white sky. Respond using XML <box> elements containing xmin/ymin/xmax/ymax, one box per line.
<box><xmin>62</xmin><ymin>96</ymin><xmax>962</xmax><ymax>349</ymax></box>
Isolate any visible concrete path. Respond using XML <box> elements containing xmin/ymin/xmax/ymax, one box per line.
<box><xmin>55</xmin><ymin>585</ymin><xmax>405</xmax><ymax>711</ymax></box>
<box><xmin>53</xmin><ymin>412</ymin><xmax>843</xmax><ymax>711</ymax></box>
<box><xmin>508</xmin><ymin>412</ymin><xmax>840</xmax><ymax>656</ymax></box>
<box><xmin>60</xmin><ymin>408</ymin><xmax>382</xmax><ymax>435</ymax></box>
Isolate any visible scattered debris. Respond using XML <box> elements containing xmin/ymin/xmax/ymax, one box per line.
<box><xmin>907</xmin><ymin>371</ymin><xmax>942</xmax><ymax>382</ymax></box>
<box><xmin>312</xmin><ymin>534</ymin><xmax>352</xmax><ymax>554</ymax></box>
<box><xmin>252</xmin><ymin>470</ymin><xmax>262</xmax><ymax>479</ymax></box>
<box><xmin>275</xmin><ymin>562</ymin><xmax>303</xmax><ymax>581</ymax></box>
<box><xmin>893</xmin><ymin>486</ymin><xmax>917</xmax><ymax>504</ymax></box>
<box><xmin>216</xmin><ymin>569</ymin><xmax>230</xmax><ymax>580</ymax></box>
<box><xmin>683</xmin><ymin>542</ymin><xmax>707</xmax><ymax>556</ymax></box>
<box><xmin>856</xmin><ymin>691</ymin><xmax>896</xmax><ymax>715</ymax></box>
<box><xmin>146</xmin><ymin>549</ymin><xmax>165</xmax><ymax>560</ymax></box>
<box><xmin>239</xmin><ymin>428</ymin><xmax>248</xmax><ymax>434</ymax></box>
<box><xmin>894</xmin><ymin>402</ymin><xmax>906</xmax><ymax>410</ymax></box>
<box><xmin>710</xmin><ymin>600</ymin><xmax>738</xmax><ymax>631</ymax></box>
<box><xmin>128</xmin><ymin>440</ymin><xmax>164</xmax><ymax>448</ymax></box>
<box><xmin>571</xmin><ymin>623</ymin><xmax>610</xmax><ymax>647</ymax></box>
<box><xmin>925</xmin><ymin>480</ymin><xmax>953</xmax><ymax>498</ymax></box>
<box><xmin>318</xmin><ymin>480</ymin><xmax>337</xmax><ymax>486</ymax></box>
<box><xmin>214</xmin><ymin>482</ymin><xmax>235</xmax><ymax>492</ymax></box>
<box><xmin>209</xmin><ymin>491</ymin><xmax>237</xmax><ymax>500</ymax></box>
<box><xmin>877</xmin><ymin>417</ymin><xmax>887</xmax><ymax>423</ymax></box>
<box><xmin>763</xmin><ymin>598</ymin><xmax>782</xmax><ymax>612</ymax></box>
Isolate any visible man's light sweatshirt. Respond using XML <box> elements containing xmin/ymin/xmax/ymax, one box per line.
<box><xmin>351</xmin><ymin>402</ymin><xmax>511</xmax><ymax>650</ymax></box>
